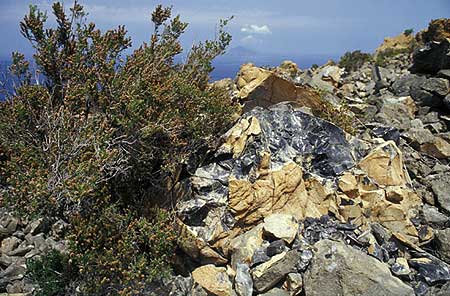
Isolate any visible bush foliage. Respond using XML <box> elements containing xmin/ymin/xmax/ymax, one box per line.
<box><xmin>338</xmin><ymin>50</ymin><xmax>372</xmax><ymax>72</ymax></box>
<box><xmin>1</xmin><ymin>1</ymin><xmax>237</xmax><ymax>294</ymax></box>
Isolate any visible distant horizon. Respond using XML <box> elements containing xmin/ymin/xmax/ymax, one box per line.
<box><xmin>1</xmin><ymin>0</ymin><xmax>449</xmax><ymax>60</ymax></box>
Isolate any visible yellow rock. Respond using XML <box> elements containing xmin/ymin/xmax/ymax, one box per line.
<box><xmin>358</xmin><ymin>141</ymin><xmax>407</xmax><ymax>186</ymax></box>
<box><xmin>375</xmin><ymin>32</ymin><xmax>415</xmax><ymax>58</ymax></box>
<box><xmin>192</xmin><ymin>265</ymin><xmax>233</xmax><ymax>296</ymax></box>
<box><xmin>236</xmin><ymin>63</ymin><xmax>324</xmax><ymax>112</ymax></box>
<box><xmin>177</xmin><ymin>220</ymin><xmax>228</xmax><ymax>265</ymax></box>
<box><xmin>220</xmin><ymin>116</ymin><xmax>261</xmax><ymax>158</ymax></box>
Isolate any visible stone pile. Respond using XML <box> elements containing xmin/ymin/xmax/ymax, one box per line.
<box><xmin>0</xmin><ymin>209</ymin><xmax>68</xmax><ymax>295</ymax></box>
<box><xmin>165</xmin><ymin>19</ymin><xmax>450</xmax><ymax>296</ymax></box>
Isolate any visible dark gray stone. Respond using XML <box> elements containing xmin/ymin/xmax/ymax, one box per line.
<box><xmin>436</xmin><ymin>228</ymin><xmax>450</xmax><ymax>264</ymax></box>
<box><xmin>266</xmin><ymin>240</ymin><xmax>288</xmax><ymax>257</ymax></box>
<box><xmin>430</xmin><ymin>173</ymin><xmax>450</xmax><ymax>213</ymax></box>
<box><xmin>409</xmin><ymin>255</ymin><xmax>450</xmax><ymax>285</ymax></box>
<box><xmin>252</xmin><ymin>249</ymin><xmax>302</xmax><ymax>293</ymax></box>
<box><xmin>410</xmin><ymin>40</ymin><xmax>450</xmax><ymax>75</ymax></box>
<box><xmin>421</xmin><ymin>78</ymin><xmax>450</xmax><ymax>97</ymax></box>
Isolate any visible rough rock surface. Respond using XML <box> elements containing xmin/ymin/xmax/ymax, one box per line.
<box><xmin>304</xmin><ymin>240</ymin><xmax>415</xmax><ymax>296</ymax></box>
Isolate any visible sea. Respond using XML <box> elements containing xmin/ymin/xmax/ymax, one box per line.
<box><xmin>0</xmin><ymin>53</ymin><xmax>336</xmax><ymax>101</ymax></box>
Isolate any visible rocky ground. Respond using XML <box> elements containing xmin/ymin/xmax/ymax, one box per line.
<box><xmin>1</xmin><ymin>20</ymin><xmax>450</xmax><ymax>296</ymax></box>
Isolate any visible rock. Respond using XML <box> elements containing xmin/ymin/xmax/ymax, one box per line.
<box><xmin>282</xmin><ymin>273</ymin><xmax>303</xmax><ymax>296</ymax></box>
<box><xmin>375</xmin><ymin>96</ymin><xmax>417</xmax><ymax>129</ymax></box>
<box><xmin>391</xmin><ymin>257</ymin><xmax>411</xmax><ymax>276</ymax></box>
<box><xmin>266</xmin><ymin>240</ymin><xmax>288</xmax><ymax>257</ymax></box>
<box><xmin>375</xmin><ymin>32</ymin><xmax>415</xmax><ymax>58</ymax></box>
<box><xmin>177</xmin><ymin>221</ymin><xmax>228</xmax><ymax>265</ymax></box>
<box><xmin>229</xmin><ymin>224</ymin><xmax>264</xmax><ymax>268</ymax></box>
<box><xmin>420</xmin><ymin>77</ymin><xmax>449</xmax><ymax>97</ymax></box>
<box><xmin>278</xmin><ymin>60</ymin><xmax>299</xmax><ymax>77</ymax></box>
<box><xmin>410</xmin><ymin>39</ymin><xmax>450</xmax><ymax>75</ymax></box>
<box><xmin>417</xmin><ymin>19</ymin><xmax>450</xmax><ymax>43</ymax></box>
<box><xmin>192</xmin><ymin>265</ymin><xmax>233</xmax><ymax>296</ymax></box>
<box><xmin>392</xmin><ymin>74</ymin><xmax>426</xmax><ymax>96</ymax></box>
<box><xmin>444</xmin><ymin>94</ymin><xmax>450</xmax><ymax>110</ymax></box>
<box><xmin>430</xmin><ymin>173</ymin><xmax>450</xmax><ymax>212</ymax></box>
<box><xmin>263</xmin><ymin>214</ymin><xmax>298</xmax><ymax>244</ymax></box>
<box><xmin>234</xmin><ymin>263</ymin><xmax>253</xmax><ymax>296</ymax></box>
<box><xmin>358</xmin><ymin>141</ymin><xmax>407</xmax><ymax>186</ymax></box>
<box><xmin>24</xmin><ymin>218</ymin><xmax>48</xmax><ymax>235</ymax></box>
<box><xmin>409</xmin><ymin>256</ymin><xmax>450</xmax><ymax>285</ymax></box>
<box><xmin>252</xmin><ymin>250</ymin><xmax>302</xmax><ymax>293</ymax></box>
<box><xmin>0</xmin><ymin>215</ymin><xmax>19</xmax><ymax>235</ymax></box>
<box><xmin>304</xmin><ymin>240</ymin><xmax>414</xmax><ymax>296</ymax></box>
<box><xmin>420</xmin><ymin>136</ymin><xmax>450</xmax><ymax>159</ymax></box>
<box><xmin>436</xmin><ymin>228</ymin><xmax>450</xmax><ymax>264</ymax></box>
<box><xmin>1</xmin><ymin>237</ymin><xmax>21</xmax><ymax>255</ymax></box>
<box><xmin>236</xmin><ymin>64</ymin><xmax>324</xmax><ymax>113</ymax></box>
<box><xmin>422</xmin><ymin>204</ymin><xmax>449</xmax><ymax>227</ymax></box>
<box><xmin>259</xmin><ymin>288</ymin><xmax>290</xmax><ymax>296</ymax></box>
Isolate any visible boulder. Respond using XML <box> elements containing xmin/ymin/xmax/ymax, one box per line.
<box><xmin>282</xmin><ymin>273</ymin><xmax>303</xmax><ymax>296</ymax></box>
<box><xmin>358</xmin><ymin>141</ymin><xmax>407</xmax><ymax>186</ymax></box>
<box><xmin>417</xmin><ymin>18</ymin><xmax>450</xmax><ymax>43</ymax></box>
<box><xmin>229</xmin><ymin>224</ymin><xmax>264</xmax><ymax>268</ymax></box>
<box><xmin>236</xmin><ymin>64</ymin><xmax>324</xmax><ymax>113</ymax></box>
<box><xmin>192</xmin><ymin>265</ymin><xmax>233</xmax><ymax>296</ymax></box>
<box><xmin>410</xmin><ymin>39</ymin><xmax>450</xmax><ymax>75</ymax></box>
<box><xmin>263</xmin><ymin>214</ymin><xmax>298</xmax><ymax>244</ymax></box>
<box><xmin>303</xmin><ymin>240</ymin><xmax>415</xmax><ymax>296</ymax></box>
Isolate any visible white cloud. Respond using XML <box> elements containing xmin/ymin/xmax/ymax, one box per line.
<box><xmin>241</xmin><ymin>24</ymin><xmax>272</xmax><ymax>34</ymax></box>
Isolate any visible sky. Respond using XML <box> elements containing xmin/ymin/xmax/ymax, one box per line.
<box><xmin>0</xmin><ymin>0</ymin><xmax>449</xmax><ymax>60</ymax></box>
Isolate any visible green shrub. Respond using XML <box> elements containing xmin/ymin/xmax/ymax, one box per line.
<box><xmin>404</xmin><ymin>28</ymin><xmax>414</xmax><ymax>36</ymax></box>
<box><xmin>1</xmin><ymin>1</ymin><xmax>237</xmax><ymax>294</ymax></box>
<box><xmin>375</xmin><ymin>47</ymin><xmax>411</xmax><ymax>67</ymax></box>
<box><xmin>27</xmin><ymin>250</ymin><xmax>75</xmax><ymax>296</ymax></box>
<box><xmin>338</xmin><ymin>50</ymin><xmax>372</xmax><ymax>72</ymax></box>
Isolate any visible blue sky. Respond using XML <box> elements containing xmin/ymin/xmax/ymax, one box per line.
<box><xmin>0</xmin><ymin>0</ymin><xmax>449</xmax><ymax>59</ymax></box>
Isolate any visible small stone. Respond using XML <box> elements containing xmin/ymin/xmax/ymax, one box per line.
<box><xmin>422</xmin><ymin>204</ymin><xmax>449</xmax><ymax>227</ymax></box>
<box><xmin>266</xmin><ymin>240</ymin><xmax>288</xmax><ymax>257</ymax></box>
<box><xmin>252</xmin><ymin>250</ymin><xmax>302</xmax><ymax>293</ymax></box>
<box><xmin>430</xmin><ymin>174</ymin><xmax>450</xmax><ymax>213</ymax></box>
<box><xmin>192</xmin><ymin>265</ymin><xmax>233</xmax><ymax>296</ymax></box>
<box><xmin>235</xmin><ymin>263</ymin><xmax>253</xmax><ymax>296</ymax></box>
<box><xmin>1</xmin><ymin>237</ymin><xmax>21</xmax><ymax>255</ymax></box>
<box><xmin>263</xmin><ymin>214</ymin><xmax>298</xmax><ymax>244</ymax></box>
<box><xmin>391</xmin><ymin>257</ymin><xmax>411</xmax><ymax>276</ymax></box>
<box><xmin>283</xmin><ymin>273</ymin><xmax>303</xmax><ymax>296</ymax></box>
<box><xmin>259</xmin><ymin>288</ymin><xmax>290</xmax><ymax>296</ymax></box>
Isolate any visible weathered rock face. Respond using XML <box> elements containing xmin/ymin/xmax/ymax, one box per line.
<box><xmin>375</xmin><ymin>32</ymin><xmax>415</xmax><ymax>58</ymax></box>
<box><xmin>410</xmin><ymin>39</ymin><xmax>450</xmax><ymax>75</ymax></box>
<box><xmin>192</xmin><ymin>265</ymin><xmax>234</xmax><ymax>296</ymax></box>
<box><xmin>235</xmin><ymin>64</ymin><xmax>324</xmax><ymax>113</ymax></box>
<box><xmin>304</xmin><ymin>240</ymin><xmax>415</xmax><ymax>296</ymax></box>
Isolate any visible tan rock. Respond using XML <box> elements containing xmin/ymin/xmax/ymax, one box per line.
<box><xmin>358</xmin><ymin>141</ymin><xmax>407</xmax><ymax>186</ymax></box>
<box><xmin>420</xmin><ymin>136</ymin><xmax>450</xmax><ymax>159</ymax></box>
<box><xmin>236</xmin><ymin>64</ymin><xmax>324</xmax><ymax>113</ymax></box>
<box><xmin>177</xmin><ymin>220</ymin><xmax>227</xmax><ymax>265</ymax></box>
<box><xmin>338</xmin><ymin>172</ymin><xmax>359</xmax><ymax>197</ymax></box>
<box><xmin>278</xmin><ymin>60</ymin><xmax>299</xmax><ymax>77</ymax></box>
<box><xmin>228</xmin><ymin>161</ymin><xmax>309</xmax><ymax>225</ymax></box>
<box><xmin>263</xmin><ymin>214</ymin><xmax>298</xmax><ymax>244</ymax></box>
<box><xmin>220</xmin><ymin>116</ymin><xmax>261</xmax><ymax>158</ymax></box>
<box><xmin>192</xmin><ymin>265</ymin><xmax>233</xmax><ymax>296</ymax></box>
<box><xmin>375</xmin><ymin>32</ymin><xmax>415</xmax><ymax>58</ymax></box>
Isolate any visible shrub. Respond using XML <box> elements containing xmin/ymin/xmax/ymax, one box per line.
<box><xmin>404</xmin><ymin>28</ymin><xmax>414</xmax><ymax>36</ymax></box>
<box><xmin>1</xmin><ymin>1</ymin><xmax>236</xmax><ymax>294</ymax></box>
<box><xmin>27</xmin><ymin>250</ymin><xmax>75</xmax><ymax>296</ymax></box>
<box><xmin>338</xmin><ymin>50</ymin><xmax>372</xmax><ymax>72</ymax></box>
